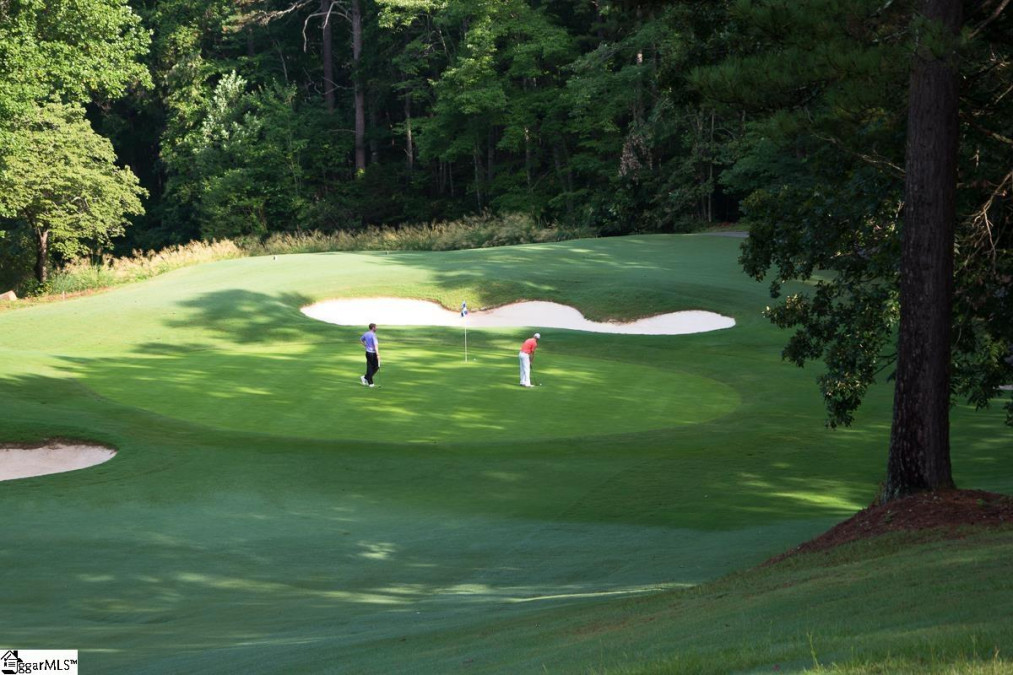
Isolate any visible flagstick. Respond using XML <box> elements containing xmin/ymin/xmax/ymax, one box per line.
<box><xmin>461</xmin><ymin>300</ymin><xmax>469</xmax><ymax>363</ymax></box>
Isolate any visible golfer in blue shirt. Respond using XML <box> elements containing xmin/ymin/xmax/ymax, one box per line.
<box><xmin>359</xmin><ymin>323</ymin><xmax>380</xmax><ymax>387</ymax></box>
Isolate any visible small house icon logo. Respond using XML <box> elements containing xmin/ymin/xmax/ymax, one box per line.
<box><xmin>1</xmin><ymin>650</ymin><xmax>24</xmax><ymax>675</ymax></box>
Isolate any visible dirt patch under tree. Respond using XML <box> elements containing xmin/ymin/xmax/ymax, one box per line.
<box><xmin>767</xmin><ymin>489</ymin><xmax>1013</xmax><ymax>565</ymax></box>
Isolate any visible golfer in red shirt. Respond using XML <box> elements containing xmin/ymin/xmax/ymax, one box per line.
<box><xmin>518</xmin><ymin>332</ymin><xmax>540</xmax><ymax>387</ymax></box>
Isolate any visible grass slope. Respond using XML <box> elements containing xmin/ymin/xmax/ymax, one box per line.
<box><xmin>0</xmin><ymin>234</ymin><xmax>1009</xmax><ymax>673</ymax></box>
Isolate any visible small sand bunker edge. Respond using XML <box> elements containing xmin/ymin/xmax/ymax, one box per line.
<box><xmin>0</xmin><ymin>441</ymin><xmax>117</xmax><ymax>481</ymax></box>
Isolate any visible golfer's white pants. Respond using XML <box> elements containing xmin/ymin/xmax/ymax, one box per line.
<box><xmin>519</xmin><ymin>351</ymin><xmax>531</xmax><ymax>386</ymax></box>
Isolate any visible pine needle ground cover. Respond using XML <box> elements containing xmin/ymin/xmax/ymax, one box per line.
<box><xmin>0</xmin><ymin>235</ymin><xmax>1009</xmax><ymax>673</ymax></box>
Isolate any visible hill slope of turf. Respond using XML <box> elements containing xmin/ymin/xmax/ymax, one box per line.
<box><xmin>0</xmin><ymin>234</ymin><xmax>1009</xmax><ymax>673</ymax></box>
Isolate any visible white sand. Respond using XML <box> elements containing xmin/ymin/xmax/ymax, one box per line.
<box><xmin>0</xmin><ymin>443</ymin><xmax>116</xmax><ymax>482</ymax></box>
<box><xmin>302</xmin><ymin>298</ymin><xmax>735</xmax><ymax>335</ymax></box>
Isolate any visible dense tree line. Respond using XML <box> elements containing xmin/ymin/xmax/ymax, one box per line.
<box><xmin>1</xmin><ymin>0</ymin><xmax>740</xmax><ymax>287</ymax></box>
<box><xmin>0</xmin><ymin>0</ymin><xmax>1010</xmax><ymax>498</ymax></box>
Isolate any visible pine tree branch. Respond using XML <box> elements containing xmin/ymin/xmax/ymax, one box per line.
<box><xmin>810</xmin><ymin>131</ymin><xmax>905</xmax><ymax>178</ymax></box>
<box><xmin>969</xmin><ymin>0</ymin><xmax>1011</xmax><ymax>38</ymax></box>
<box><xmin>966</xmin><ymin>169</ymin><xmax>1012</xmax><ymax>267</ymax></box>
<box><xmin>962</xmin><ymin>113</ymin><xmax>1013</xmax><ymax>146</ymax></box>
<box><xmin>245</xmin><ymin>0</ymin><xmax>315</xmax><ymax>27</ymax></box>
<box><xmin>302</xmin><ymin>2</ymin><xmax>352</xmax><ymax>52</ymax></box>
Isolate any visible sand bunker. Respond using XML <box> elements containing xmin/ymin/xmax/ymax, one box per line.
<box><xmin>302</xmin><ymin>298</ymin><xmax>735</xmax><ymax>335</ymax></box>
<box><xmin>0</xmin><ymin>442</ymin><xmax>116</xmax><ymax>481</ymax></box>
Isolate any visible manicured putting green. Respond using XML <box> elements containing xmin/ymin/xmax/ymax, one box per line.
<box><xmin>76</xmin><ymin>338</ymin><xmax>740</xmax><ymax>442</ymax></box>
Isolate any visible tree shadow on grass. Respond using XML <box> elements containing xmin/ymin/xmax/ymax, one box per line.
<box><xmin>365</xmin><ymin>235</ymin><xmax>763</xmax><ymax>322</ymax></box>
<box><xmin>143</xmin><ymin>289</ymin><xmax>321</xmax><ymax>348</ymax></box>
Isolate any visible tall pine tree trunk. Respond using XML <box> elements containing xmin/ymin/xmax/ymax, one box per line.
<box><xmin>487</xmin><ymin>128</ymin><xmax>495</xmax><ymax>187</ymax></box>
<box><xmin>404</xmin><ymin>87</ymin><xmax>414</xmax><ymax>173</ymax></box>
<box><xmin>524</xmin><ymin>127</ymin><xmax>532</xmax><ymax>193</ymax></box>
<box><xmin>522</xmin><ymin>78</ymin><xmax>532</xmax><ymax>192</ymax></box>
<box><xmin>369</xmin><ymin>103</ymin><xmax>379</xmax><ymax>165</ymax></box>
<box><xmin>321</xmin><ymin>0</ymin><xmax>335</xmax><ymax>112</ymax></box>
<box><xmin>884</xmin><ymin>0</ymin><xmax>962</xmax><ymax>501</ymax></box>
<box><xmin>352</xmin><ymin>0</ymin><xmax>366</xmax><ymax>173</ymax></box>
<box><xmin>707</xmin><ymin>111</ymin><xmax>715</xmax><ymax>223</ymax></box>
<box><xmin>472</xmin><ymin>146</ymin><xmax>483</xmax><ymax>210</ymax></box>
<box><xmin>552</xmin><ymin>143</ymin><xmax>574</xmax><ymax>216</ymax></box>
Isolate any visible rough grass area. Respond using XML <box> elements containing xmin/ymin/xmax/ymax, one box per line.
<box><xmin>0</xmin><ymin>234</ymin><xmax>1009</xmax><ymax>673</ymax></box>
<box><xmin>574</xmin><ymin>528</ymin><xmax>1013</xmax><ymax>674</ymax></box>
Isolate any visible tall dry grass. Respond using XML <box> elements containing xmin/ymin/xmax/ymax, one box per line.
<box><xmin>48</xmin><ymin>240</ymin><xmax>244</xmax><ymax>294</ymax></box>
<box><xmin>243</xmin><ymin>213</ymin><xmax>594</xmax><ymax>255</ymax></box>
<box><xmin>38</xmin><ymin>214</ymin><xmax>595</xmax><ymax>298</ymax></box>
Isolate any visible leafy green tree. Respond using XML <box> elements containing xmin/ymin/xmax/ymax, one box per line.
<box><xmin>235</xmin><ymin>0</ymin><xmax>368</xmax><ymax>169</ymax></box>
<box><xmin>560</xmin><ymin>2</ymin><xmax>733</xmax><ymax>232</ymax></box>
<box><xmin>0</xmin><ymin>0</ymin><xmax>150</xmax><ymax>119</ymax></box>
<box><xmin>417</xmin><ymin>2</ymin><xmax>513</xmax><ymax>210</ymax></box>
<box><xmin>695</xmin><ymin>0</ymin><xmax>1012</xmax><ymax>500</ymax></box>
<box><xmin>162</xmin><ymin>73</ymin><xmax>309</xmax><ymax>240</ymax></box>
<box><xmin>0</xmin><ymin>0</ymin><xmax>150</xmax><ymax>288</ymax></box>
<box><xmin>375</xmin><ymin>0</ymin><xmax>445</xmax><ymax>174</ymax></box>
<box><xmin>0</xmin><ymin>103</ymin><xmax>146</xmax><ymax>285</ymax></box>
<box><xmin>413</xmin><ymin>0</ymin><xmax>581</xmax><ymax>213</ymax></box>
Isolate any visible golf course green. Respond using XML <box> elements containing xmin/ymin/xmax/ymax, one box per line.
<box><xmin>1</xmin><ymin>234</ymin><xmax>1010</xmax><ymax>673</ymax></box>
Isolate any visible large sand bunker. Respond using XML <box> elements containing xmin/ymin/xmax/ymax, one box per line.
<box><xmin>0</xmin><ymin>442</ymin><xmax>116</xmax><ymax>481</ymax></box>
<box><xmin>302</xmin><ymin>298</ymin><xmax>735</xmax><ymax>335</ymax></box>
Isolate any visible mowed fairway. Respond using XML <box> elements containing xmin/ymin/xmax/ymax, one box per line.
<box><xmin>1</xmin><ymin>235</ymin><xmax>1010</xmax><ymax>673</ymax></box>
